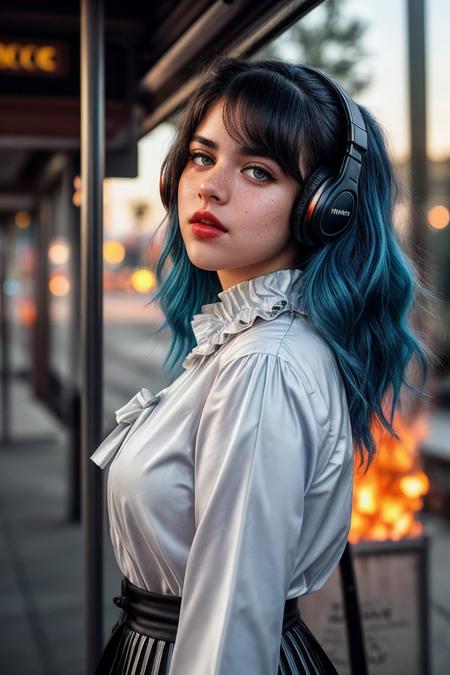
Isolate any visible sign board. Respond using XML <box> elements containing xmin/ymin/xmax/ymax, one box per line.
<box><xmin>296</xmin><ymin>537</ymin><xmax>429</xmax><ymax>675</ymax></box>
<box><xmin>0</xmin><ymin>39</ymin><xmax>69</xmax><ymax>77</ymax></box>
<box><xmin>0</xmin><ymin>33</ymin><xmax>137</xmax><ymax>175</ymax></box>
<box><xmin>0</xmin><ymin>34</ymin><xmax>131</xmax><ymax>100</ymax></box>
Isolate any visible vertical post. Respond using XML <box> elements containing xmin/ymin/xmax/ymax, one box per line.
<box><xmin>406</xmin><ymin>0</ymin><xmax>433</xmax><ymax>421</ymax></box>
<box><xmin>339</xmin><ymin>543</ymin><xmax>368</xmax><ymax>674</ymax></box>
<box><xmin>80</xmin><ymin>0</ymin><xmax>105</xmax><ymax>672</ymax></box>
<box><xmin>407</xmin><ymin>0</ymin><xmax>429</xmax><ymax>277</ymax></box>
<box><xmin>67</xmin><ymin>155</ymin><xmax>82</xmax><ymax>523</ymax></box>
<box><xmin>0</xmin><ymin>219</ymin><xmax>11</xmax><ymax>444</ymax></box>
<box><xmin>31</xmin><ymin>198</ymin><xmax>50</xmax><ymax>399</ymax></box>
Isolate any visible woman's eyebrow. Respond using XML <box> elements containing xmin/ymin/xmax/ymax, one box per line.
<box><xmin>191</xmin><ymin>134</ymin><xmax>277</xmax><ymax>162</ymax></box>
<box><xmin>191</xmin><ymin>134</ymin><xmax>218</xmax><ymax>149</ymax></box>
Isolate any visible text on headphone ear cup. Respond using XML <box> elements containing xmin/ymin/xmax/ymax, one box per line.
<box><xmin>291</xmin><ymin>168</ymin><xmax>333</xmax><ymax>246</ymax></box>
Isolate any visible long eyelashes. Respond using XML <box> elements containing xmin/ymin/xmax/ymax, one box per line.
<box><xmin>187</xmin><ymin>151</ymin><xmax>275</xmax><ymax>184</ymax></box>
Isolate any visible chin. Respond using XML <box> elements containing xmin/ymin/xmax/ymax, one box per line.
<box><xmin>184</xmin><ymin>251</ymin><xmax>222</xmax><ymax>272</ymax></box>
<box><xmin>182</xmin><ymin>244</ymin><xmax>222</xmax><ymax>270</ymax></box>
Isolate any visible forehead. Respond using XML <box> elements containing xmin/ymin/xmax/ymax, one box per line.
<box><xmin>193</xmin><ymin>100</ymin><xmax>230</xmax><ymax>138</ymax></box>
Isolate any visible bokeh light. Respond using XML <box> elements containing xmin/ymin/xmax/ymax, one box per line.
<box><xmin>19</xmin><ymin>299</ymin><xmax>37</xmax><ymax>326</ymax></box>
<box><xmin>130</xmin><ymin>268</ymin><xmax>156</xmax><ymax>293</ymax></box>
<box><xmin>49</xmin><ymin>272</ymin><xmax>70</xmax><ymax>296</ymax></box>
<box><xmin>427</xmin><ymin>204</ymin><xmax>450</xmax><ymax>229</ymax></box>
<box><xmin>73</xmin><ymin>175</ymin><xmax>81</xmax><ymax>207</ymax></box>
<box><xmin>104</xmin><ymin>240</ymin><xmax>126</xmax><ymax>265</ymax></box>
<box><xmin>48</xmin><ymin>239</ymin><xmax>70</xmax><ymax>265</ymax></box>
<box><xmin>3</xmin><ymin>278</ymin><xmax>20</xmax><ymax>296</ymax></box>
<box><xmin>15</xmin><ymin>211</ymin><xmax>31</xmax><ymax>229</ymax></box>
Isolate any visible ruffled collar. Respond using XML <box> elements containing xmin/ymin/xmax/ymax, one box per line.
<box><xmin>182</xmin><ymin>267</ymin><xmax>307</xmax><ymax>370</ymax></box>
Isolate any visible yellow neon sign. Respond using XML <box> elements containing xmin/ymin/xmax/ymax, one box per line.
<box><xmin>0</xmin><ymin>40</ymin><xmax>66</xmax><ymax>76</ymax></box>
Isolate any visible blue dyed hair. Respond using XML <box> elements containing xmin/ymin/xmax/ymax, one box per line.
<box><xmin>146</xmin><ymin>56</ymin><xmax>436</xmax><ymax>474</ymax></box>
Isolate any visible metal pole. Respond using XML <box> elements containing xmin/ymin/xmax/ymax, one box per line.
<box><xmin>407</xmin><ymin>0</ymin><xmax>429</xmax><ymax>277</ymax></box>
<box><xmin>31</xmin><ymin>198</ymin><xmax>50</xmax><ymax>400</ymax></box>
<box><xmin>80</xmin><ymin>0</ymin><xmax>104</xmax><ymax>672</ymax></box>
<box><xmin>406</xmin><ymin>0</ymin><xmax>433</xmax><ymax>423</ymax></box>
<box><xmin>339</xmin><ymin>542</ymin><xmax>368</xmax><ymax>674</ymax></box>
<box><xmin>67</xmin><ymin>155</ymin><xmax>82</xmax><ymax>523</ymax></box>
<box><xmin>0</xmin><ymin>219</ymin><xmax>11</xmax><ymax>445</ymax></box>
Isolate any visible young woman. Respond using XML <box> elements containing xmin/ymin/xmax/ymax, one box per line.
<box><xmin>91</xmin><ymin>56</ymin><xmax>431</xmax><ymax>674</ymax></box>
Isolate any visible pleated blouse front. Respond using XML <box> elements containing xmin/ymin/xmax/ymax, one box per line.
<box><xmin>90</xmin><ymin>267</ymin><xmax>354</xmax><ymax>675</ymax></box>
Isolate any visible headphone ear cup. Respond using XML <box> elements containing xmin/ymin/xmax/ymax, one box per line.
<box><xmin>291</xmin><ymin>168</ymin><xmax>333</xmax><ymax>246</ymax></box>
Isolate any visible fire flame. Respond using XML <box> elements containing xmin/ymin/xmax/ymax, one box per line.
<box><xmin>349</xmin><ymin>410</ymin><xmax>430</xmax><ymax>542</ymax></box>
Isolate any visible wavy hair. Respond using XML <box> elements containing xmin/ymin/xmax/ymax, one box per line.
<box><xmin>146</xmin><ymin>56</ymin><xmax>435</xmax><ymax>474</ymax></box>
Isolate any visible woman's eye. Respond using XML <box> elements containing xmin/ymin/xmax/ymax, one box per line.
<box><xmin>188</xmin><ymin>151</ymin><xmax>274</xmax><ymax>183</ymax></box>
<box><xmin>244</xmin><ymin>166</ymin><xmax>274</xmax><ymax>183</ymax></box>
<box><xmin>189</xmin><ymin>151</ymin><xmax>213</xmax><ymax>166</ymax></box>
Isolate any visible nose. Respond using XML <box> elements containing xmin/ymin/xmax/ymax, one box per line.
<box><xmin>197</xmin><ymin>165</ymin><xmax>229</xmax><ymax>204</ymax></box>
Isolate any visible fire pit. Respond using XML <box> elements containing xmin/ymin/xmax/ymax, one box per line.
<box><xmin>297</xmin><ymin>410</ymin><xmax>431</xmax><ymax>674</ymax></box>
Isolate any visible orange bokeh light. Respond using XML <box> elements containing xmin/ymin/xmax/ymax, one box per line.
<box><xmin>428</xmin><ymin>204</ymin><xmax>449</xmax><ymax>229</ymax></box>
<box><xmin>49</xmin><ymin>272</ymin><xmax>70</xmax><ymax>296</ymax></box>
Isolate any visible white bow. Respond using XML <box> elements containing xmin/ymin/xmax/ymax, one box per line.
<box><xmin>114</xmin><ymin>387</ymin><xmax>159</xmax><ymax>425</ymax></box>
<box><xmin>90</xmin><ymin>387</ymin><xmax>161</xmax><ymax>469</ymax></box>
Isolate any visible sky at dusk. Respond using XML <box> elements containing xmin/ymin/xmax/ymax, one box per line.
<box><xmin>344</xmin><ymin>0</ymin><xmax>450</xmax><ymax>162</ymax></box>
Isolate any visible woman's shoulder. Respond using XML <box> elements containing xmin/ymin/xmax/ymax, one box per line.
<box><xmin>215</xmin><ymin>314</ymin><xmax>351</xmax><ymax>463</ymax></box>
<box><xmin>219</xmin><ymin>312</ymin><xmax>341</xmax><ymax>396</ymax></box>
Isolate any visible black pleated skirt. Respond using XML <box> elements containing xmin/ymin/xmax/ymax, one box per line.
<box><xmin>94</xmin><ymin>577</ymin><xmax>339</xmax><ymax>674</ymax></box>
<box><xmin>97</xmin><ymin>621</ymin><xmax>339</xmax><ymax>674</ymax></box>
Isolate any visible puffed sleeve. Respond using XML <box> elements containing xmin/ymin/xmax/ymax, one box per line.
<box><xmin>168</xmin><ymin>352</ymin><xmax>326</xmax><ymax>675</ymax></box>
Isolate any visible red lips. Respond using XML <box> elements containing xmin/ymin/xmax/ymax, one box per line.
<box><xmin>189</xmin><ymin>210</ymin><xmax>228</xmax><ymax>232</ymax></box>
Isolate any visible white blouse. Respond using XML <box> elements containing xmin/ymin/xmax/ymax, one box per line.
<box><xmin>90</xmin><ymin>267</ymin><xmax>354</xmax><ymax>675</ymax></box>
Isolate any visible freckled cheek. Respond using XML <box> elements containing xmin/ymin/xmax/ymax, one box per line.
<box><xmin>244</xmin><ymin>198</ymin><xmax>291</xmax><ymax>237</ymax></box>
<box><xmin>179</xmin><ymin>171</ymin><xmax>195</xmax><ymax>191</ymax></box>
<box><xmin>177</xmin><ymin>176</ymin><xmax>192</xmax><ymax>222</ymax></box>
<box><xmin>178</xmin><ymin>174</ymin><xmax>189</xmax><ymax>199</ymax></box>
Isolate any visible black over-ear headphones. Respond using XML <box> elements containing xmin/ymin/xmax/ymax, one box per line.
<box><xmin>290</xmin><ymin>64</ymin><xmax>368</xmax><ymax>247</ymax></box>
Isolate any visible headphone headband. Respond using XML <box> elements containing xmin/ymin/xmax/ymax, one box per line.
<box><xmin>300</xmin><ymin>64</ymin><xmax>367</xmax><ymax>158</ymax></box>
<box><xmin>291</xmin><ymin>64</ymin><xmax>368</xmax><ymax>246</ymax></box>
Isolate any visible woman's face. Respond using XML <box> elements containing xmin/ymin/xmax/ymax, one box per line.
<box><xmin>177</xmin><ymin>98</ymin><xmax>302</xmax><ymax>290</ymax></box>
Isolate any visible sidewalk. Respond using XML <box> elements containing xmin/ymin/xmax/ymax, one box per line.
<box><xmin>0</xmin><ymin>376</ymin><xmax>121</xmax><ymax>675</ymax></box>
<box><xmin>1</xmin><ymin>374</ymin><xmax>449</xmax><ymax>674</ymax></box>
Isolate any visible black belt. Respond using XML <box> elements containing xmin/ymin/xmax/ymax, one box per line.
<box><xmin>112</xmin><ymin>576</ymin><xmax>301</xmax><ymax>642</ymax></box>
